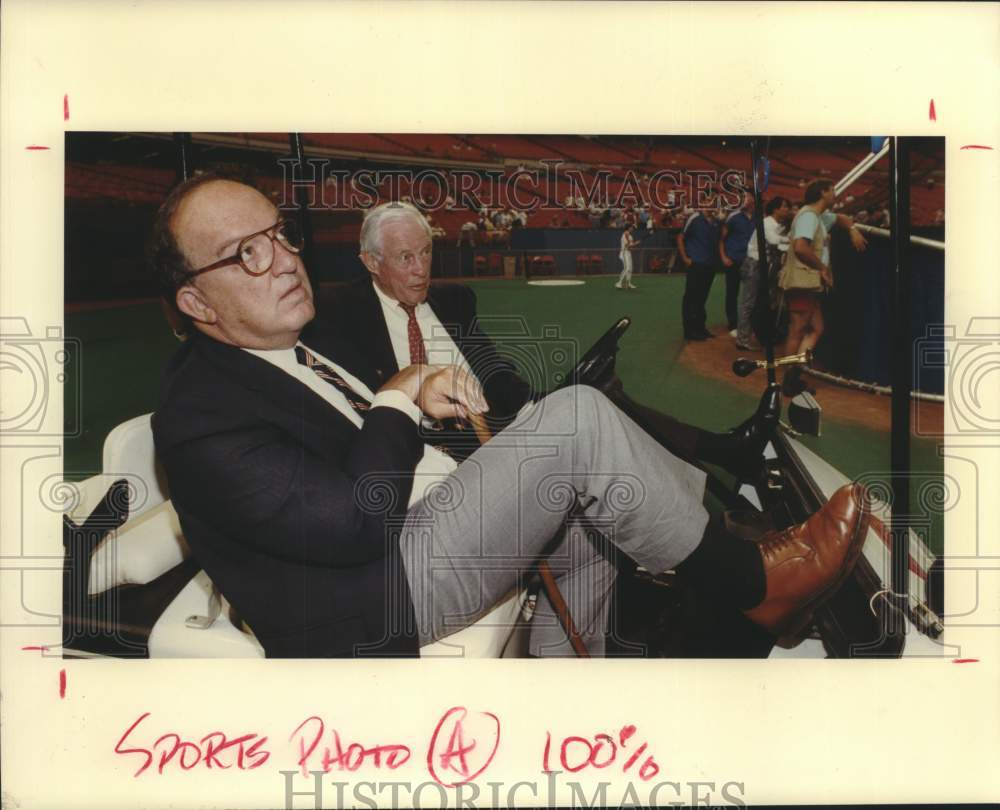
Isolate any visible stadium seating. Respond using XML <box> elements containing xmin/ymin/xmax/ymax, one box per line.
<box><xmin>65</xmin><ymin>135</ymin><xmax>945</xmax><ymax>258</ymax></box>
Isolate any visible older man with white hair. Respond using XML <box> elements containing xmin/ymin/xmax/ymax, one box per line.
<box><xmin>329</xmin><ymin>201</ymin><xmax>782</xmax><ymax>476</ymax></box>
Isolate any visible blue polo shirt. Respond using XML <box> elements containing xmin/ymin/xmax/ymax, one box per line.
<box><xmin>723</xmin><ymin>209</ymin><xmax>755</xmax><ymax>264</ymax></box>
<box><xmin>682</xmin><ymin>213</ymin><xmax>718</xmax><ymax>265</ymax></box>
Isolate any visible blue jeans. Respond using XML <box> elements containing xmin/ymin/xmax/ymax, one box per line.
<box><xmin>736</xmin><ymin>256</ymin><xmax>759</xmax><ymax>346</ymax></box>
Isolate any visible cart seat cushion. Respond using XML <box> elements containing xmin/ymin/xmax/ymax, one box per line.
<box><xmin>148</xmin><ymin>570</ymin><xmax>265</xmax><ymax>658</ymax></box>
<box><xmin>88</xmin><ymin>500</ymin><xmax>191</xmax><ymax>595</ymax></box>
<box><xmin>146</xmin><ymin>578</ymin><xmax>527</xmax><ymax>659</ymax></box>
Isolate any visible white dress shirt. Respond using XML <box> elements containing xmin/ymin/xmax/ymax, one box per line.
<box><xmin>244</xmin><ymin>342</ymin><xmax>458</xmax><ymax>509</ymax></box>
<box><xmin>746</xmin><ymin>215</ymin><xmax>790</xmax><ymax>261</ymax></box>
<box><xmin>371</xmin><ymin>283</ymin><xmax>477</xmax><ymax>379</ymax></box>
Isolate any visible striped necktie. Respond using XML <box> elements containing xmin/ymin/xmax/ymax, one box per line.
<box><xmin>295</xmin><ymin>345</ymin><xmax>371</xmax><ymax>417</ymax></box>
<box><xmin>297</xmin><ymin>344</ymin><xmax>458</xmax><ymax>459</ymax></box>
<box><xmin>399</xmin><ymin>303</ymin><xmax>428</xmax><ymax>365</ymax></box>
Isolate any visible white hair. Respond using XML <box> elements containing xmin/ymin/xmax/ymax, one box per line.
<box><xmin>359</xmin><ymin>201</ymin><xmax>432</xmax><ymax>256</ymax></box>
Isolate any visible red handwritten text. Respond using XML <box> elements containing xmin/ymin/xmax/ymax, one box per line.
<box><xmin>427</xmin><ymin>706</ymin><xmax>501</xmax><ymax>787</ymax></box>
<box><xmin>114</xmin><ymin>712</ymin><xmax>270</xmax><ymax>777</ymax></box>
<box><xmin>290</xmin><ymin>716</ymin><xmax>411</xmax><ymax>777</ymax></box>
<box><xmin>543</xmin><ymin>723</ymin><xmax>660</xmax><ymax>781</ymax></box>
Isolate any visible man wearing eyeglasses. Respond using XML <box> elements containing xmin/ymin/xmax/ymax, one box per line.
<box><xmin>151</xmin><ymin>175</ymin><xmax>871</xmax><ymax>659</ymax></box>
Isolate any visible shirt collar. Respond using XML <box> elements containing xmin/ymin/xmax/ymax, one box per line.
<box><xmin>371</xmin><ymin>280</ymin><xmax>429</xmax><ymax>317</ymax></box>
<box><xmin>242</xmin><ymin>343</ymin><xmax>301</xmax><ymax>372</ymax></box>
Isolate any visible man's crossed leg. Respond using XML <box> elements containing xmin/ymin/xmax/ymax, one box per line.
<box><xmin>401</xmin><ymin>386</ymin><xmax>870</xmax><ymax>657</ymax></box>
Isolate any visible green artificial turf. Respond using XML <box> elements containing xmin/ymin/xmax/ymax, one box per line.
<box><xmin>64</xmin><ymin>304</ymin><xmax>179</xmax><ymax>479</ymax></box>
<box><xmin>63</xmin><ymin>274</ymin><xmax>945</xmax><ymax>554</ymax></box>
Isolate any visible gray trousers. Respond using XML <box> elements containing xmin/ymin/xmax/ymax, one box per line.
<box><xmin>399</xmin><ymin>386</ymin><xmax>708</xmax><ymax>656</ymax></box>
<box><xmin>736</xmin><ymin>256</ymin><xmax>760</xmax><ymax>346</ymax></box>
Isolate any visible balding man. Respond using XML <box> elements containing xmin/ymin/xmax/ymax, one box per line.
<box><xmin>151</xmin><ymin>175</ymin><xmax>870</xmax><ymax>659</ymax></box>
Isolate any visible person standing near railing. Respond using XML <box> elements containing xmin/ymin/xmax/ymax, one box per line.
<box><xmin>615</xmin><ymin>224</ymin><xmax>639</xmax><ymax>289</ymax></box>
<box><xmin>678</xmin><ymin>208</ymin><xmax>720</xmax><ymax>340</ymax></box>
<box><xmin>778</xmin><ymin>180</ymin><xmax>867</xmax><ymax>395</ymax></box>
<box><xmin>720</xmin><ymin>193</ymin><xmax>756</xmax><ymax>337</ymax></box>
<box><xmin>735</xmin><ymin>196</ymin><xmax>791</xmax><ymax>351</ymax></box>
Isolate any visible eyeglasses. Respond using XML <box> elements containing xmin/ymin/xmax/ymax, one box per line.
<box><xmin>185</xmin><ymin>218</ymin><xmax>304</xmax><ymax>278</ymax></box>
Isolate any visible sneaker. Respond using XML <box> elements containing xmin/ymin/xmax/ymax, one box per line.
<box><xmin>627</xmin><ymin>283</ymin><xmax>638</xmax><ymax>289</ymax></box>
<box><xmin>614</xmin><ymin>282</ymin><xmax>623</xmax><ymax>289</ymax></box>
<box><xmin>729</xmin><ymin>329</ymin><xmax>738</xmax><ymax>338</ymax></box>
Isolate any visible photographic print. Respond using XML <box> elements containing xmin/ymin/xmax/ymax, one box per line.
<box><xmin>2</xmin><ymin>3</ymin><xmax>997</xmax><ymax>808</ymax></box>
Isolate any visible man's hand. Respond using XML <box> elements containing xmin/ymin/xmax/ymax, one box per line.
<box><xmin>418</xmin><ymin>366</ymin><xmax>488</xmax><ymax>421</ymax></box>
<box><xmin>721</xmin><ymin>255</ymin><xmax>734</xmax><ymax>268</ymax></box>
<box><xmin>380</xmin><ymin>365</ymin><xmax>488</xmax><ymax>421</ymax></box>
<box><xmin>820</xmin><ymin>266</ymin><xmax>834</xmax><ymax>289</ymax></box>
<box><xmin>682</xmin><ymin>255</ymin><xmax>693</xmax><ymax>268</ymax></box>
<box><xmin>380</xmin><ymin>364</ymin><xmax>428</xmax><ymax>402</ymax></box>
<box><xmin>849</xmin><ymin>227</ymin><xmax>868</xmax><ymax>252</ymax></box>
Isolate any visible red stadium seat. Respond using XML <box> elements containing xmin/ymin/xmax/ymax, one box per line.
<box><xmin>529</xmin><ymin>255</ymin><xmax>556</xmax><ymax>277</ymax></box>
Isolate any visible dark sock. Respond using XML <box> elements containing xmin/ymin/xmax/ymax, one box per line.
<box><xmin>674</xmin><ymin>515</ymin><xmax>766</xmax><ymax>609</ymax></box>
<box><xmin>605</xmin><ymin>392</ymin><xmax>702</xmax><ymax>461</ymax></box>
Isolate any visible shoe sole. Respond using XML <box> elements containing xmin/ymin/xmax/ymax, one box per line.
<box><xmin>776</xmin><ymin>490</ymin><xmax>872</xmax><ymax>646</ymax></box>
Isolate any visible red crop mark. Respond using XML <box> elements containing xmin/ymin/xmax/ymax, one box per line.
<box><xmin>25</xmin><ymin>145</ymin><xmax>50</xmax><ymax>151</ymax></box>
<box><xmin>60</xmin><ymin>669</ymin><xmax>67</xmax><ymax>698</ymax></box>
<box><xmin>64</xmin><ymin>94</ymin><xmax>70</xmax><ymax>121</ymax></box>
<box><xmin>22</xmin><ymin>645</ymin><xmax>50</xmax><ymax>653</ymax></box>
<box><xmin>952</xmin><ymin>658</ymin><xmax>979</xmax><ymax>664</ymax></box>
<box><xmin>960</xmin><ymin>145</ymin><xmax>993</xmax><ymax>150</ymax></box>
<box><xmin>928</xmin><ymin>99</ymin><xmax>936</xmax><ymax>121</ymax></box>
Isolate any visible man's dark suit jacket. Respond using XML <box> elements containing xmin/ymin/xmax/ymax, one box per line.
<box><xmin>322</xmin><ymin>279</ymin><xmax>533</xmax><ymax>448</ymax></box>
<box><xmin>152</xmin><ymin>325</ymin><xmax>422</xmax><ymax>658</ymax></box>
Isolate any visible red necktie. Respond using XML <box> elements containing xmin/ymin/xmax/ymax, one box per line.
<box><xmin>400</xmin><ymin>303</ymin><xmax>428</xmax><ymax>365</ymax></box>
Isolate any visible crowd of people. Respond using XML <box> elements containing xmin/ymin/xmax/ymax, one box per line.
<box><xmin>671</xmin><ymin>180</ymin><xmax>868</xmax><ymax>397</ymax></box>
<box><xmin>420</xmin><ymin>180</ymin><xmax>873</xmax><ymax>400</ymax></box>
<box><xmin>452</xmin><ymin>198</ymin><xmax>690</xmax><ymax>245</ymax></box>
<box><xmin>458</xmin><ymin>201</ymin><xmax>666</xmax><ymax>244</ymax></box>
<box><xmin>561</xmin><ymin>197</ymin><xmax>663</xmax><ymax>232</ymax></box>
<box><xmin>456</xmin><ymin>207</ymin><xmax>530</xmax><ymax>247</ymax></box>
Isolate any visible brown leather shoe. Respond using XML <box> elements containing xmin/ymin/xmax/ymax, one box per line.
<box><xmin>744</xmin><ymin>483</ymin><xmax>870</xmax><ymax>636</ymax></box>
